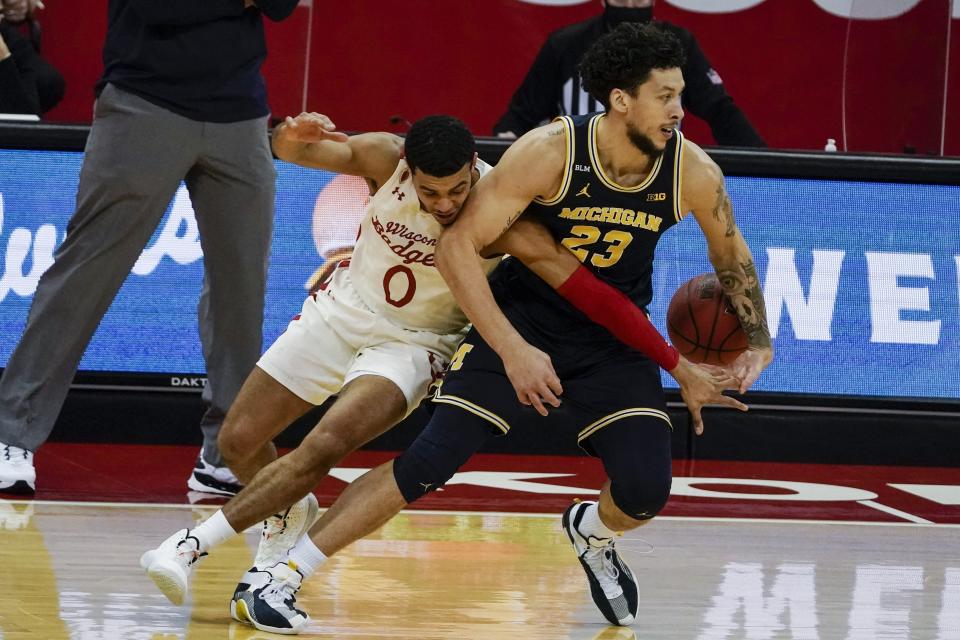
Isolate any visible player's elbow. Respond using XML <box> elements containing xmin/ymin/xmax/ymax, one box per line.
<box><xmin>436</xmin><ymin>226</ymin><xmax>480</xmax><ymax>273</ymax></box>
<box><xmin>270</xmin><ymin>128</ymin><xmax>302</xmax><ymax>164</ymax></box>
<box><xmin>270</xmin><ymin>131</ymin><xmax>292</xmax><ymax>161</ymax></box>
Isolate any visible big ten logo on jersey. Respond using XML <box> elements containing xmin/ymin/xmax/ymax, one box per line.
<box><xmin>517</xmin><ymin>0</ymin><xmax>937</xmax><ymax>20</ymax></box>
<box><xmin>647</xmin><ymin>192</ymin><xmax>667</xmax><ymax>202</ymax></box>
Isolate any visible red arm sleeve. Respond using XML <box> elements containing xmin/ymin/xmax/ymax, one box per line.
<box><xmin>557</xmin><ymin>265</ymin><xmax>680</xmax><ymax>371</ymax></box>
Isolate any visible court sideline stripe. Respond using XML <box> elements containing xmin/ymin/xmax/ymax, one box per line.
<box><xmin>5</xmin><ymin>498</ymin><xmax>957</xmax><ymax>528</ymax></box>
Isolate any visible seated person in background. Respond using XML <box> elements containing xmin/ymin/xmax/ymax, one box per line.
<box><xmin>1</xmin><ymin>0</ymin><xmax>41</xmax><ymax>23</ymax></box>
<box><xmin>493</xmin><ymin>0</ymin><xmax>763</xmax><ymax>147</ymax></box>
<box><xmin>0</xmin><ymin>0</ymin><xmax>65</xmax><ymax>115</ymax></box>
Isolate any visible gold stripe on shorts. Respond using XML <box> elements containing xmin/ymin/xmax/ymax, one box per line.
<box><xmin>433</xmin><ymin>393</ymin><xmax>511</xmax><ymax>435</ymax></box>
<box><xmin>577</xmin><ymin>407</ymin><xmax>673</xmax><ymax>443</ymax></box>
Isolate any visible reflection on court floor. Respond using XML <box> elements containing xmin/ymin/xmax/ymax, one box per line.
<box><xmin>2</xmin><ymin>498</ymin><xmax>958</xmax><ymax>639</ymax></box>
<box><xmin>3</xmin><ymin>443</ymin><xmax>959</xmax><ymax>638</ymax></box>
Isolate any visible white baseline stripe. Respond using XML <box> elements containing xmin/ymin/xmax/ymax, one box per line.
<box><xmin>4</xmin><ymin>499</ymin><xmax>957</xmax><ymax>528</ymax></box>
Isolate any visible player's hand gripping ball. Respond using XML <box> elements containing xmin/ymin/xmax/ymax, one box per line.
<box><xmin>667</xmin><ymin>273</ymin><xmax>748</xmax><ymax>365</ymax></box>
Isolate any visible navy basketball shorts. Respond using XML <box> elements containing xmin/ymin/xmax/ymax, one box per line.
<box><xmin>431</xmin><ymin>326</ymin><xmax>673</xmax><ymax>455</ymax></box>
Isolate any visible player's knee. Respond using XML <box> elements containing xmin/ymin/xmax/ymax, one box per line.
<box><xmin>610</xmin><ymin>472</ymin><xmax>671</xmax><ymax>521</ymax></box>
<box><xmin>217</xmin><ymin>415</ymin><xmax>263</xmax><ymax>468</ymax></box>
<box><xmin>392</xmin><ymin>442</ymin><xmax>460</xmax><ymax>504</ymax></box>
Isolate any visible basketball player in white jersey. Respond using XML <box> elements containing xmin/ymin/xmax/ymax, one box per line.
<box><xmin>140</xmin><ymin>112</ymin><xmax>736</xmax><ymax>634</ymax></box>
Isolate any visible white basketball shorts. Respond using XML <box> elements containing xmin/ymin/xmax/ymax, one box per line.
<box><xmin>257</xmin><ymin>267</ymin><xmax>463</xmax><ymax>417</ymax></box>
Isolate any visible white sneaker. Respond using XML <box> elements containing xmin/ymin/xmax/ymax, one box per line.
<box><xmin>140</xmin><ymin>528</ymin><xmax>207</xmax><ymax>605</ymax></box>
<box><xmin>255</xmin><ymin>493</ymin><xmax>320</xmax><ymax>569</ymax></box>
<box><xmin>0</xmin><ymin>443</ymin><xmax>35</xmax><ymax>494</ymax></box>
<box><xmin>187</xmin><ymin>447</ymin><xmax>243</xmax><ymax>496</ymax></box>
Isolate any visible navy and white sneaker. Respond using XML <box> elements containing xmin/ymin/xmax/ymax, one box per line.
<box><xmin>231</xmin><ymin>493</ymin><xmax>319</xmax><ymax>623</ymax></box>
<box><xmin>140</xmin><ymin>528</ymin><xmax>207</xmax><ymax>605</ymax></box>
<box><xmin>562</xmin><ymin>501</ymin><xmax>639</xmax><ymax>626</ymax></box>
<box><xmin>231</xmin><ymin>560</ymin><xmax>309</xmax><ymax>635</ymax></box>
<box><xmin>187</xmin><ymin>447</ymin><xmax>243</xmax><ymax>496</ymax></box>
<box><xmin>0</xmin><ymin>443</ymin><xmax>35</xmax><ymax>494</ymax></box>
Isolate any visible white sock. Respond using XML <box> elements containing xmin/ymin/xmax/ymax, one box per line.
<box><xmin>579</xmin><ymin>501</ymin><xmax>616</xmax><ymax>545</ymax></box>
<box><xmin>191</xmin><ymin>510</ymin><xmax>237</xmax><ymax>552</ymax></box>
<box><xmin>287</xmin><ymin>533</ymin><xmax>328</xmax><ymax>579</ymax></box>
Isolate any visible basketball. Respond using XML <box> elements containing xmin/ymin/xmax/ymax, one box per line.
<box><xmin>667</xmin><ymin>273</ymin><xmax>748</xmax><ymax>365</ymax></box>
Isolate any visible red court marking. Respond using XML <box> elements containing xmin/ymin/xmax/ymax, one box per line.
<box><xmin>12</xmin><ymin>443</ymin><xmax>960</xmax><ymax>525</ymax></box>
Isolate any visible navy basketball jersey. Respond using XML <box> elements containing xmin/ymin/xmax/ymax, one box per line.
<box><xmin>491</xmin><ymin>112</ymin><xmax>685</xmax><ymax>349</ymax></box>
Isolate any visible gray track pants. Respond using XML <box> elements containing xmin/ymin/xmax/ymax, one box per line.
<box><xmin>0</xmin><ymin>84</ymin><xmax>276</xmax><ymax>464</ymax></box>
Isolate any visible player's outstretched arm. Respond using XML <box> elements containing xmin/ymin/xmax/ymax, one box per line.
<box><xmin>683</xmin><ymin>140</ymin><xmax>773</xmax><ymax>393</ymax></box>
<box><xmin>436</xmin><ymin>124</ymin><xmax>568</xmax><ymax>416</ymax></box>
<box><xmin>271</xmin><ymin>112</ymin><xmax>401</xmax><ymax>190</ymax></box>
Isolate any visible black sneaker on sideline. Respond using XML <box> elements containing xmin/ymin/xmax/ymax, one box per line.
<box><xmin>187</xmin><ymin>447</ymin><xmax>243</xmax><ymax>496</ymax></box>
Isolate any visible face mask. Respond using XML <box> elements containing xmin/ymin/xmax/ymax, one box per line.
<box><xmin>603</xmin><ymin>5</ymin><xmax>654</xmax><ymax>26</ymax></box>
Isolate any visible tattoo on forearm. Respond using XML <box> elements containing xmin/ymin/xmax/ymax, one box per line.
<box><xmin>499</xmin><ymin>210</ymin><xmax>522</xmax><ymax>235</ymax></box>
<box><xmin>717</xmin><ymin>259</ymin><xmax>771</xmax><ymax>348</ymax></box>
<box><xmin>711</xmin><ymin>184</ymin><xmax>736</xmax><ymax>238</ymax></box>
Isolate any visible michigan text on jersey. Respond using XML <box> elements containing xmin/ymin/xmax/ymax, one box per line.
<box><xmin>558</xmin><ymin>206</ymin><xmax>663</xmax><ymax>232</ymax></box>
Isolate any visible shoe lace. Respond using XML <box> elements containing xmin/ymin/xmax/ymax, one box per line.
<box><xmin>176</xmin><ymin>537</ymin><xmax>207</xmax><ymax>567</ymax></box>
<box><xmin>254</xmin><ymin>512</ymin><xmax>296</xmax><ymax>569</ymax></box>
<box><xmin>262</xmin><ymin>511</ymin><xmax>290</xmax><ymax>542</ymax></box>
<box><xmin>583</xmin><ymin>540</ymin><xmax>621</xmax><ymax>584</ymax></box>
<box><xmin>259</xmin><ymin>572</ymin><xmax>301</xmax><ymax>607</ymax></box>
<box><xmin>2</xmin><ymin>445</ymin><xmax>27</xmax><ymax>462</ymax></box>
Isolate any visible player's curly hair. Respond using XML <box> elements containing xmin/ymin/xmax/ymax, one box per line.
<box><xmin>579</xmin><ymin>22</ymin><xmax>687</xmax><ymax>110</ymax></box>
<box><xmin>404</xmin><ymin>115</ymin><xmax>475</xmax><ymax>177</ymax></box>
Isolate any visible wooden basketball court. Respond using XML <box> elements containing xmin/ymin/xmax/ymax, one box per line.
<box><xmin>1</xmin><ymin>444</ymin><xmax>958</xmax><ymax>639</ymax></box>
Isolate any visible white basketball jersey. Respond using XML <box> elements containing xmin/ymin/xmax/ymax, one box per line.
<box><xmin>346</xmin><ymin>158</ymin><xmax>499</xmax><ymax>335</ymax></box>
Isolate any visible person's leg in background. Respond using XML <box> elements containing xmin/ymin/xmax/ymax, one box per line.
<box><xmin>184</xmin><ymin>115</ymin><xmax>275</xmax><ymax>495</ymax></box>
<box><xmin>0</xmin><ymin>84</ymin><xmax>200</xmax><ymax>494</ymax></box>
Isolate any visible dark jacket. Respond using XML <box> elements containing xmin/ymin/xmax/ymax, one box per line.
<box><xmin>493</xmin><ymin>16</ymin><xmax>764</xmax><ymax>147</ymax></box>
<box><xmin>97</xmin><ymin>0</ymin><xmax>298</xmax><ymax>123</ymax></box>
<box><xmin>0</xmin><ymin>22</ymin><xmax>65</xmax><ymax>115</ymax></box>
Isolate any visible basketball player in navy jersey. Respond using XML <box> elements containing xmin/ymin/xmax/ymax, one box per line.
<box><xmin>150</xmin><ymin>23</ymin><xmax>771</xmax><ymax>632</ymax></box>
<box><xmin>424</xmin><ymin>23</ymin><xmax>773</xmax><ymax>625</ymax></box>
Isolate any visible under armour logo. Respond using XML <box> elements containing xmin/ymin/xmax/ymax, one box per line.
<box><xmin>392</xmin><ymin>186</ymin><xmax>405</xmax><ymax>201</ymax></box>
<box><xmin>576</xmin><ymin>183</ymin><xmax>591</xmax><ymax>198</ymax></box>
